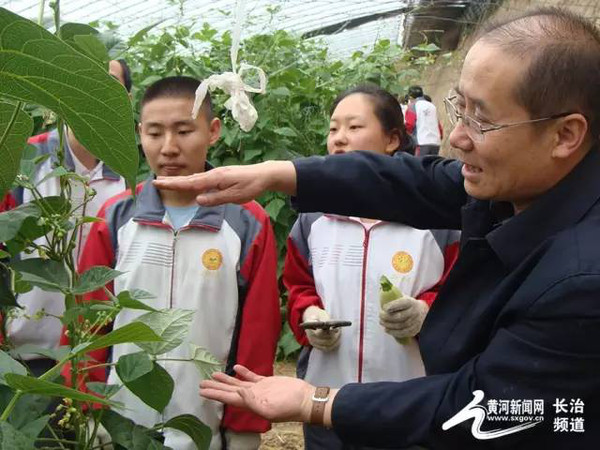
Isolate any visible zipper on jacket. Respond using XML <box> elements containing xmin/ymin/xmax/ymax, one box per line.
<box><xmin>357</xmin><ymin>226</ymin><xmax>371</xmax><ymax>383</ymax></box>
<box><xmin>169</xmin><ymin>231</ymin><xmax>179</xmax><ymax>308</ymax></box>
<box><xmin>355</xmin><ymin>220</ymin><xmax>386</xmax><ymax>383</ymax></box>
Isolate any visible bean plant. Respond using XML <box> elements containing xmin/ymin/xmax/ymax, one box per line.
<box><xmin>0</xmin><ymin>6</ymin><xmax>219</xmax><ymax>449</ymax></box>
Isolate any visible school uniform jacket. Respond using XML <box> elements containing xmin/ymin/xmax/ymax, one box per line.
<box><xmin>73</xmin><ymin>178</ymin><xmax>280</xmax><ymax>450</ymax></box>
<box><xmin>284</xmin><ymin>213</ymin><xmax>459</xmax><ymax>388</ymax></box>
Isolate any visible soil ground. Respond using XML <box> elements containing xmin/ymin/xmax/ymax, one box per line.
<box><xmin>259</xmin><ymin>360</ymin><xmax>304</xmax><ymax>449</ymax></box>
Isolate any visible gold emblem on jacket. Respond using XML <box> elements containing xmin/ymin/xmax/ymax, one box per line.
<box><xmin>392</xmin><ymin>251</ymin><xmax>413</xmax><ymax>273</ymax></box>
<box><xmin>202</xmin><ymin>249</ymin><xmax>223</xmax><ymax>270</ymax></box>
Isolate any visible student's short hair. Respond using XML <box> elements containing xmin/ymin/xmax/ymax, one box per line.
<box><xmin>330</xmin><ymin>84</ymin><xmax>409</xmax><ymax>153</ymax></box>
<box><xmin>140</xmin><ymin>76</ymin><xmax>214</xmax><ymax>121</ymax></box>
<box><xmin>480</xmin><ymin>7</ymin><xmax>600</xmax><ymax>139</ymax></box>
<box><xmin>116</xmin><ymin>59</ymin><xmax>132</xmax><ymax>93</ymax></box>
<box><xmin>408</xmin><ymin>86</ymin><xmax>424</xmax><ymax>99</ymax></box>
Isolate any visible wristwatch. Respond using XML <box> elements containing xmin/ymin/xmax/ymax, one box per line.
<box><xmin>310</xmin><ymin>386</ymin><xmax>331</xmax><ymax>425</ymax></box>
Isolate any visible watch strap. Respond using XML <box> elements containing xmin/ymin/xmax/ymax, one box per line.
<box><xmin>310</xmin><ymin>386</ymin><xmax>331</xmax><ymax>425</ymax></box>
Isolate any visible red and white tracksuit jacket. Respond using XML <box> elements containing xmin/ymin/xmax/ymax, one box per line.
<box><xmin>67</xmin><ymin>179</ymin><xmax>280</xmax><ymax>449</ymax></box>
<box><xmin>284</xmin><ymin>213</ymin><xmax>459</xmax><ymax>388</ymax></box>
<box><xmin>405</xmin><ymin>99</ymin><xmax>443</xmax><ymax>147</ymax></box>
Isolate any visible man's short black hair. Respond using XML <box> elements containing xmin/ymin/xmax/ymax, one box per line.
<box><xmin>140</xmin><ymin>76</ymin><xmax>213</xmax><ymax>121</ymax></box>
<box><xmin>408</xmin><ymin>86</ymin><xmax>424</xmax><ymax>99</ymax></box>
<box><xmin>480</xmin><ymin>7</ymin><xmax>600</xmax><ymax>139</ymax></box>
<box><xmin>116</xmin><ymin>59</ymin><xmax>132</xmax><ymax>93</ymax></box>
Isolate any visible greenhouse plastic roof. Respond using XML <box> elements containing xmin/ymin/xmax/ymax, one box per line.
<box><xmin>1</xmin><ymin>0</ymin><xmax>419</xmax><ymax>58</ymax></box>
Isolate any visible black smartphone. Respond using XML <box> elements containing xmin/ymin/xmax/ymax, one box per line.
<box><xmin>300</xmin><ymin>320</ymin><xmax>352</xmax><ymax>330</ymax></box>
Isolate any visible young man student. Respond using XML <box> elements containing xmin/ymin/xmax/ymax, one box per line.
<box><xmin>70</xmin><ymin>76</ymin><xmax>281</xmax><ymax>450</ymax></box>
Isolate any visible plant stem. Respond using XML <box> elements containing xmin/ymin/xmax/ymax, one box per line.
<box><xmin>0</xmin><ymin>391</ymin><xmax>22</xmax><ymax>421</ymax></box>
<box><xmin>38</xmin><ymin>0</ymin><xmax>46</xmax><ymax>26</ymax></box>
<box><xmin>36</xmin><ymin>437</ymin><xmax>78</xmax><ymax>446</ymax></box>
<box><xmin>78</xmin><ymin>362</ymin><xmax>114</xmax><ymax>372</ymax></box>
<box><xmin>51</xmin><ymin>0</ymin><xmax>60</xmax><ymax>34</ymax></box>
<box><xmin>156</xmin><ymin>358</ymin><xmax>193</xmax><ymax>362</ymax></box>
<box><xmin>45</xmin><ymin>422</ymin><xmax>68</xmax><ymax>449</ymax></box>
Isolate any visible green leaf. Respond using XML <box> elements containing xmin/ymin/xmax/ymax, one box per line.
<box><xmin>0</xmin><ymin>265</ymin><xmax>17</xmax><ymax>307</ymax></box>
<box><xmin>17</xmin><ymin>415</ymin><xmax>49</xmax><ymax>440</ymax></box>
<box><xmin>0</xmin><ymin>350</ymin><xmax>27</xmax><ymax>385</ymax></box>
<box><xmin>128</xmin><ymin>20</ymin><xmax>163</xmax><ymax>47</ymax></box>
<box><xmin>101</xmin><ymin>409</ymin><xmax>168</xmax><ymax>450</ymax></box>
<box><xmin>412</xmin><ymin>42</ymin><xmax>440</xmax><ymax>53</ymax></box>
<box><xmin>10</xmin><ymin>258</ymin><xmax>69</xmax><ymax>292</ymax></box>
<box><xmin>36</xmin><ymin>166</ymin><xmax>69</xmax><ymax>186</ymax></box>
<box><xmin>0</xmin><ymin>249</ymin><xmax>9</xmax><ymax>259</ymax></box>
<box><xmin>0</xmin><ymin>8</ymin><xmax>139</xmax><ymax>189</ymax></box>
<box><xmin>59</xmin><ymin>22</ymin><xmax>99</xmax><ymax>41</ymax></box>
<box><xmin>134</xmin><ymin>309</ymin><xmax>194</xmax><ymax>355</ymax></box>
<box><xmin>60</xmin><ymin>301</ymin><xmax>115</xmax><ymax>326</ymax></box>
<box><xmin>72</xmin><ymin>266</ymin><xmax>123</xmax><ymax>295</ymax></box>
<box><xmin>31</xmin><ymin>195</ymin><xmax>71</xmax><ymax>215</ymax></box>
<box><xmin>274</xmin><ymin>127</ymin><xmax>297</xmax><ymax>137</ymax></box>
<box><xmin>0</xmin><ymin>385</ymin><xmax>51</xmax><ymax>431</ymax></box>
<box><xmin>243</xmin><ymin>149</ymin><xmax>263</xmax><ymax>162</ymax></box>
<box><xmin>4</xmin><ymin>374</ymin><xmax>114</xmax><ymax>406</ymax></box>
<box><xmin>0</xmin><ymin>102</ymin><xmax>33</xmax><ymax>198</ymax></box>
<box><xmin>116</xmin><ymin>289</ymin><xmax>157</xmax><ymax>312</ymax></box>
<box><xmin>79</xmin><ymin>216</ymin><xmax>102</xmax><ymax>224</ymax></box>
<box><xmin>116</xmin><ymin>352</ymin><xmax>153</xmax><ymax>382</ymax></box>
<box><xmin>189</xmin><ymin>344</ymin><xmax>223</xmax><ymax>380</ymax></box>
<box><xmin>265</xmin><ymin>198</ymin><xmax>286</xmax><ymax>221</ymax></box>
<box><xmin>164</xmin><ymin>414</ymin><xmax>212</xmax><ymax>450</ymax></box>
<box><xmin>278</xmin><ymin>323</ymin><xmax>301</xmax><ymax>358</ymax></box>
<box><xmin>0</xmin><ymin>422</ymin><xmax>35</xmax><ymax>450</ymax></box>
<box><xmin>123</xmin><ymin>362</ymin><xmax>173</xmax><ymax>413</ymax></box>
<box><xmin>271</xmin><ymin>86</ymin><xmax>291</xmax><ymax>97</ymax></box>
<box><xmin>72</xmin><ymin>34</ymin><xmax>110</xmax><ymax>64</ymax></box>
<box><xmin>11</xmin><ymin>344</ymin><xmax>70</xmax><ymax>362</ymax></box>
<box><xmin>86</xmin><ymin>382</ymin><xmax>121</xmax><ymax>398</ymax></box>
<box><xmin>76</xmin><ymin>322</ymin><xmax>162</xmax><ymax>355</ymax></box>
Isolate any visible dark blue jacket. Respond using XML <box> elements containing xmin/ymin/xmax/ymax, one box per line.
<box><xmin>292</xmin><ymin>149</ymin><xmax>600</xmax><ymax>449</ymax></box>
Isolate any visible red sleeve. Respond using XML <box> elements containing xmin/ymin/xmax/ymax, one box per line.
<box><xmin>417</xmin><ymin>241</ymin><xmax>460</xmax><ymax>307</ymax></box>
<box><xmin>0</xmin><ymin>193</ymin><xmax>16</xmax><ymax>345</ymax></box>
<box><xmin>221</xmin><ymin>202</ymin><xmax>281</xmax><ymax>433</ymax></box>
<box><xmin>405</xmin><ymin>107</ymin><xmax>417</xmax><ymax>136</ymax></box>
<box><xmin>283</xmin><ymin>235</ymin><xmax>323</xmax><ymax>345</ymax></box>
<box><xmin>60</xmin><ymin>200</ymin><xmax>116</xmax><ymax>388</ymax></box>
<box><xmin>0</xmin><ymin>193</ymin><xmax>16</xmax><ymax>213</ymax></box>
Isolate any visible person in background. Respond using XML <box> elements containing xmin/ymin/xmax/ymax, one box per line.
<box><xmin>6</xmin><ymin>59</ymin><xmax>131</xmax><ymax>375</ymax></box>
<box><xmin>405</xmin><ymin>86</ymin><xmax>443</xmax><ymax>156</ymax></box>
<box><xmin>67</xmin><ymin>76</ymin><xmax>280</xmax><ymax>450</ymax></box>
<box><xmin>284</xmin><ymin>84</ymin><xmax>459</xmax><ymax>449</ymax></box>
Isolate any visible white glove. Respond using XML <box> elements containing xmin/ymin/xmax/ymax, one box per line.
<box><xmin>302</xmin><ymin>306</ymin><xmax>341</xmax><ymax>352</ymax></box>
<box><xmin>224</xmin><ymin>430</ymin><xmax>261</xmax><ymax>450</ymax></box>
<box><xmin>90</xmin><ymin>419</ymin><xmax>113</xmax><ymax>449</ymax></box>
<box><xmin>379</xmin><ymin>296</ymin><xmax>429</xmax><ymax>342</ymax></box>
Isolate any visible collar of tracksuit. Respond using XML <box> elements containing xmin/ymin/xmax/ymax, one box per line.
<box><xmin>53</xmin><ymin>128</ymin><xmax>121</xmax><ymax>181</ymax></box>
<box><xmin>132</xmin><ymin>163</ymin><xmax>225</xmax><ymax>231</ymax></box>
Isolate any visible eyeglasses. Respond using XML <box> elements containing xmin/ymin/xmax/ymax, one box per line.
<box><xmin>444</xmin><ymin>94</ymin><xmax>574</xmax><ymax>142</ymax></box>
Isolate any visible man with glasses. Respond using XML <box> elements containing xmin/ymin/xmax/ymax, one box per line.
<box><xmin>156</xmin><ymin>7</ymin><xmax>600</xmax><ymax>449</ymax></box>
